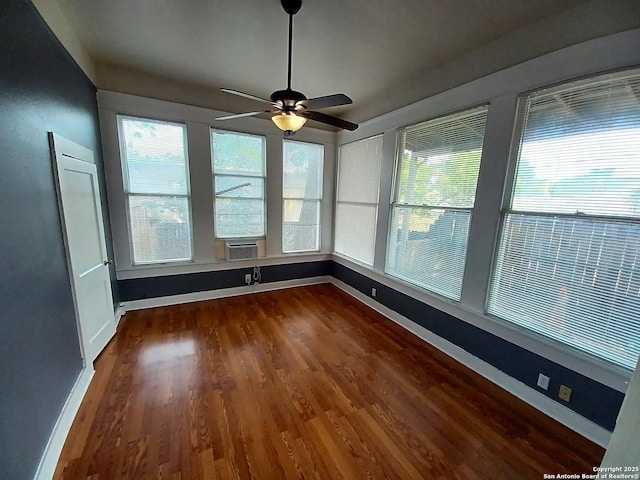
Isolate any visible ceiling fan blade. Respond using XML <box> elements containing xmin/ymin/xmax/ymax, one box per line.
<box><xmin>300</xmin><ymin>94</ymin><xmax>353</xmax><ymax>110</ymax></box>
<box><xmin>220</xmin><ymin>88</ymin><xmax>273</xmax><ymax>105</ymax></box>
<box><xmin>303</xmin><ymin>111</ymin><xmax>358</xmax><ymax>131</ymax></box>
<box><xmin>215</xmin><ymin>111</ymin><xmax>270</xmax><ymax>121</ymax></box>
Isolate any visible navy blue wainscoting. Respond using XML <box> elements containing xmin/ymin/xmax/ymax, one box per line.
<box><xmin>118</xmin><ymin>260</ymin><xmax>332</xmax><ymax>302</ymax></box>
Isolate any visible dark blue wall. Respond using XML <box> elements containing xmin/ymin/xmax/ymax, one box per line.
<box><xmin>118</xmin><ymin>261</ymin><xmax>331</xmax><ymax>301</ymax></box>
<box><xmin>0</xmin><ymin>1</ymin><xmax>118</xmax><ymax>479</ymax></box>
<box><xmin>330</xmin><ymin>261</ymin><xmax>624</xmax><ymax>431</ymax></box>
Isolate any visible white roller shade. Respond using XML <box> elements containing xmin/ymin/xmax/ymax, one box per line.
<box><xmin>335</xmin><ymin>135</ymin><xmax>383</xmax><ymax>265</ymax></box>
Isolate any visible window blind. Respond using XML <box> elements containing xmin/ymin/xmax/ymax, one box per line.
<box><xmin>211</xmin><ymin>130</ymin><xmax>266</xmax><ymax>238</ymax></box>
<box><xmin>488</xmin><ymin>69</ymin><xmax>640</xmax><ymax>370</ymax></box>
<box><xmin>119</xmin><ymin>116</ymin><xmax>192</xmax><ymax>264</ymax></box>
<box><xmin>282</xmin><ymin>140</ymin><xmax>324</xmax><ymax>253</ymax></box>
<box><xmin>334</xmin><ymin>135</ymin><xmax>383</xmax><ymax>265</ymax></box>
<box><xmin>386</xmin><ymin>106</ymin><xmax>487</xmax><ymax>300</ymax></box>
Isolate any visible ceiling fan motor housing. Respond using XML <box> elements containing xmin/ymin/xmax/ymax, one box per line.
<box><xmin>270</xmin><ymin>89</ymin><xmax>307</xmax><ymax>110</ymax></box>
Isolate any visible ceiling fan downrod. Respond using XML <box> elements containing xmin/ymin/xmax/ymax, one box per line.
<box><xmin>287</xmin><ymin>12</ymin><xmax>293</xmax><ymax>90</ymax></box>
<box><xmin>281</xmin><ymin>0</ymin><xmax>302</xmax><ymax>91</ymax></box>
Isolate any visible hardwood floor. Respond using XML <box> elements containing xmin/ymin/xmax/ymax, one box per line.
<box><xmin>54</xmin><ymin>284</ymin><xmax>604</xmax><ymax>479</ymax></box>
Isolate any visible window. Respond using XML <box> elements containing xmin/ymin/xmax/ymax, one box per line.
<box><xmin>211</xmin><ymin>130</ymin><xmax>266</xmax><ymax>238</ymax></box>
<box><xmin>386</xmin><ymin>106</ymin><xmax>488</xmax><ymax>300</ymax></box>
<box><xmin>282</xmin><ymin>140</ymin><xmax>324</xmax><ymax>252</ymax></box>
<box><xmin>119</xmin><ymin>116</ymin><xmax>192</xmax><ymax>264</ymax></box>
<box><xmin>335</xmin><ymin>135</ymin><xmax>383</xmax><ymax>265</ymax></box>
<box><xmin>487</xmin><ymin>69</ymin><xmax>640</xmax><ymax>370</ymax></box>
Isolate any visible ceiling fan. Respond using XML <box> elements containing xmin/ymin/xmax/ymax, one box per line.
<box><xmin>215</xmin><ymin>0</ymin><xmax>358</xmax><ymax>135</ymax></box>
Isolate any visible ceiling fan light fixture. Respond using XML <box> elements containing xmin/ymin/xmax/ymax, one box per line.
<box><xmin>272</xmin><ymin>112</ymin><xmax>307</xmax><ymax>132</ymax></box>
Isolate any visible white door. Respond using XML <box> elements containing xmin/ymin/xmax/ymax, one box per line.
<box><xmin>50</xmin><ymin>133</ymin><xmax>116</xmax><ymax>365</ymax></box>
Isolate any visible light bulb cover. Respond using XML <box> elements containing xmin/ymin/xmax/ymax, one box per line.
<box><xmin>272</xmin><ymin>112</ymin><xmax>307</xmax><ymax>132</ymax></box>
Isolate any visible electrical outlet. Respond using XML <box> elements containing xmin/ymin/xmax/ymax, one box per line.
<box><xmin>244</xmin><ymin>273</ymin><xmax>252</xmax><ymax>285</ymax></box>
<box><xmin>558</xmin><ymin>385</ymin><xmax>572</xmax><ymax>402</ymax></box>
<box><xmin>537</xmin><ymin>373</ymin><xmax>550</xmax><ymax>390</ymax></box>
<box><xmin>371</xmin><ymin>287</ymin><xmax>377</xmax><ymax>297</ymax></box>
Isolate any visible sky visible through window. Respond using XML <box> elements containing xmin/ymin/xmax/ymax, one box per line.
<box><xmin>513</xmin><ymin>127</ymin><xmax>640</xmax><ymax>216</ymax></box>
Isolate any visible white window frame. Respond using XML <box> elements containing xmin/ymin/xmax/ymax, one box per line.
<box><xmin>211</xmin><ymin>128</ymin><xmax>267</xmax><ymax>240</ymax></box>
<box><xmin>117</xmin><ymin>114</ymin><xmax>193</xmax><ymax>265</ymax></box>
<box><xmin>282</xmin><ymin>139</ymin><xmax>324</xmax><ymax>253</ymax></box>
<box><xmin>487</xmin><ymin>69</ymin><xmax>640</xmax><ymax>371</ymax></box>
<box><xmin>385</xmin><ymin>105</ymin><xmax>488</xmax><ymax>301</ymax></box>
<box><xmin>334</xmin><ymin>134</ymin><xmax>384</xmax><ymax>266</ymax></box>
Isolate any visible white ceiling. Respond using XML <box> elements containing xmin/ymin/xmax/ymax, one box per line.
<box><xmin>54</xmin><ymin>0</ymin><xmax>640</xmax><ymax>126</ymax></box>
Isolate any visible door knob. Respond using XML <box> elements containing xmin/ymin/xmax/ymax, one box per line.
<box><xmin>103</xmin><ymin>259</ymin><xmax>113</xmax><ymax>266</ymax></box>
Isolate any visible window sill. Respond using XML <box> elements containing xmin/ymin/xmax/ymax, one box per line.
<box><xmin>116</xmin><ymin>252</ymin><xmax>332</xmax><ymax>280</ymax></box>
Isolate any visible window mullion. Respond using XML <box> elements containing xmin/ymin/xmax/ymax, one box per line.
<box><xmin>372</xmin><ymin>129</ymin><xmax>397</xmax><ymax>270</ymax></box>
<box><xmin>127</xmin><ymin>192</ymin><xmax>190</xmax><ymax>198</ymax></box>
<box><xmin>460</xmin><ymin>94</ymin><xmax>519</xmax><ymax>311</ymax></box>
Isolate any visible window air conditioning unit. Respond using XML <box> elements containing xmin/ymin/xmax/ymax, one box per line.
<box><xmin>225</xmin><ymin>241</ymin><xmax>258</xmax><ymax>261</ymax></box>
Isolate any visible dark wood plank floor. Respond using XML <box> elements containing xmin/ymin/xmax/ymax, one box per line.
<box><xmin>54</xmin><ymin>284</ymin><xmax>604</xmax><ymax>479</ymax></box>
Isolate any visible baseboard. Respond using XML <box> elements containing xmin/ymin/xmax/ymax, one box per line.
<box><xmin>34</xmin><ymin>366</ymin><xmax>94</xmax><ymax>480</ymax></box>
<box><xmin>330</xmin><ymin>278</ymin><xmax>612</xmax><ymax>448</ymax></box>
<box><xmin>115</xmin><ymin>304</ymin><xmax>125</xmax><ymax>327</ymax></box>
<box><xmin>121</xmin><ymin>276</ymin><xmax>332</xmax><ymax>311</ymax></box>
